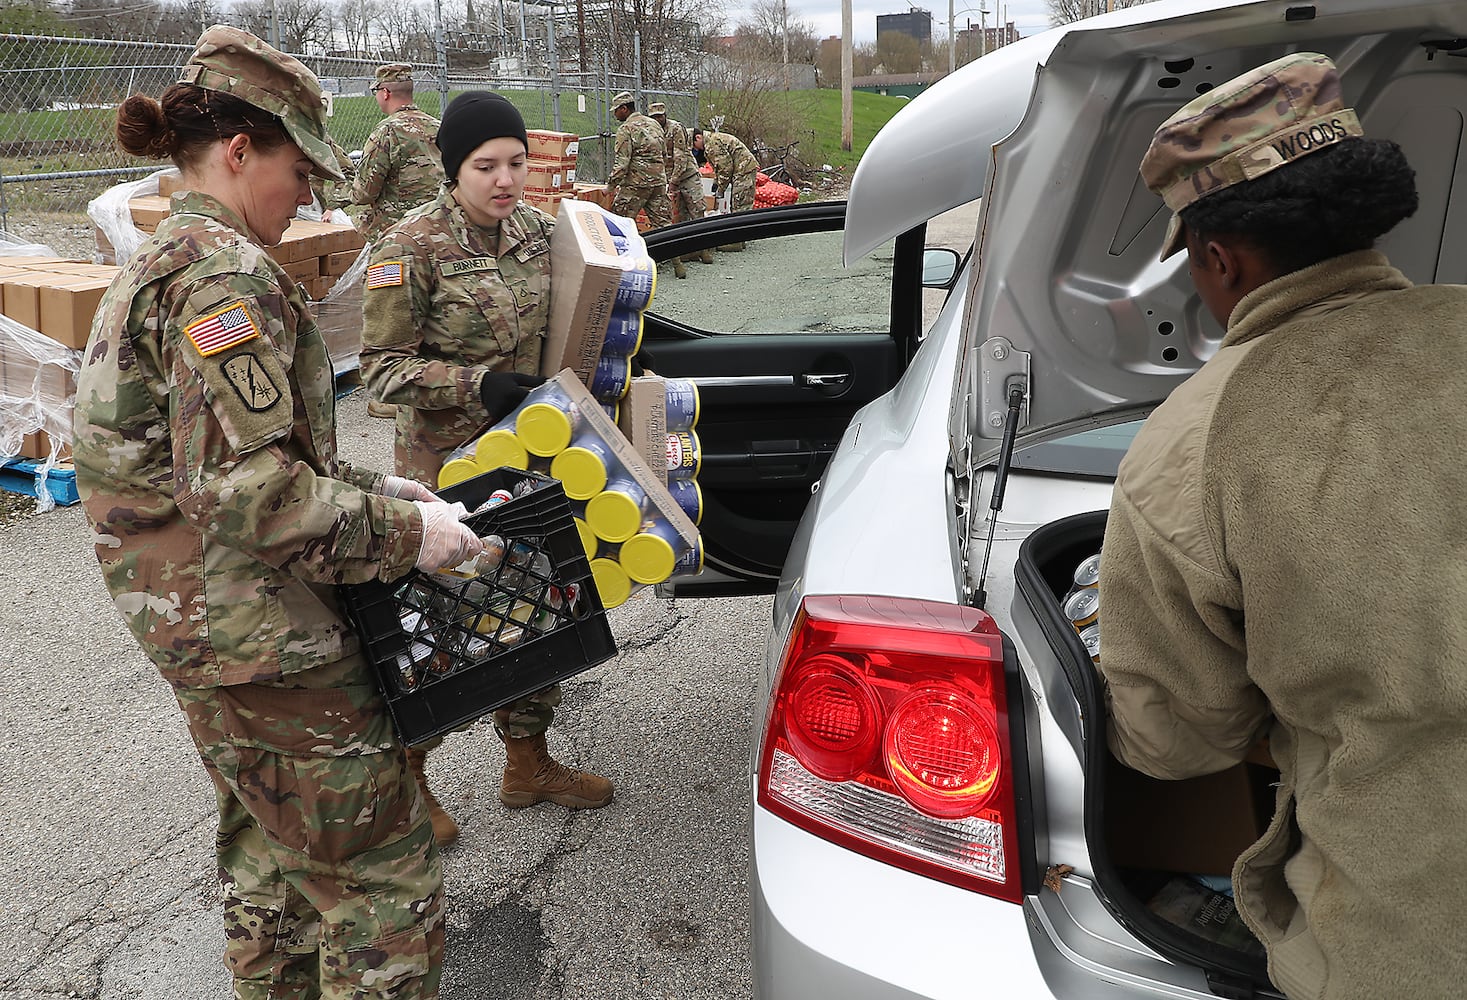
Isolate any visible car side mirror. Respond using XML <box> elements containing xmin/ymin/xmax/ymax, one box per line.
<box><xmin>921</xmin><ymin>247</ymin><xmax>961</xmax><ymax>289</ymax></box>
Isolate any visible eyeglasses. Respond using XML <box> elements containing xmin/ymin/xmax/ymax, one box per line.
<box><xmin>369</xmin><ymin>85</ymin><xmax>386</xmax><ymax>94</ymax></box>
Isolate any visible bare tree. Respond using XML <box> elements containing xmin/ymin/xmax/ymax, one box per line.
<box><xmin>1047</xmin><ymin>0</ymin><xmax>1158</xmax><ymax>26</ymax></box>
<box><xmin>732</xmin><ymin>0</ymin><xmax>818</xmax><ymax>65</ymax></box>
<box><xmin>232</xmin><ymin>0</ymin><xmax>332</xmax><ymax>53</ymax></box>
<box><xmin>874</xmin><ymin>31</ymin><xmax>921</xmax><ymax>74</ymax></box>
<box><xmin>336</xmin><ymin>0</ymin><xmax>386</xmax><ymax>56</ymax></box>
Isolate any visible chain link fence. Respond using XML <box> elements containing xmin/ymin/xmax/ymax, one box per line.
<box><xmin>0</xmin><ymin>31</ymin><xmax>700</xmax><ymax>232</ymax></box>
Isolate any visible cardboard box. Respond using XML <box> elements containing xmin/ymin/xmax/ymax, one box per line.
<box><xmin>128</xmin><ymin>195</ymin><xmax>172</xmax><ymax>231</ymax></box>
<box><xmin>526</xmin><ymin>163</ymin><xmax>571</xmax><ymax>192</ymax></box>
<box><xmin>2</xmin><ymin>277</ymin><xmax>44</xmax><ymax>331</ymax></box>
<box><xmin>281</xmin><ymin>256</ymin><xmax>321</xmax><ymax>283</ymax></box>
<box><xmin>321</xmin><ymin>249</ymin><xmax>361</xmax><ymax>277</ymax></box>
<box><xmin>573</xmin><ymin>183</ymin><xmax>614</xmax><ymax>210</ymax></box>
<box><xmin>15</xmin><ymin>430</ymin><xmax>71</xmax><ymax>462</ymax></box>
<box><xmin>1104</xmin><ymin>756</ymin><xmax>1273</xmax><ymax>877</ymax></box>
<box><xmin>156</xmin><ymin>171</ymin><xmax>187</xmax><ymax>198</ymax></box>
<box><xmin>527</xmin><ymin>129</ymin><xmax>579</xmax><ymax>161</ymax></box>
<box><xmin>39</xmin><ymin>277</ymin><xmax>111</xmax><ymax>349</ymax></box>
<box><xmin>544</xmin><ymin>200</ymin><xmax>633</xmax><ymax>383</ymax></box>
<box><xmin>617</xmin><ymin>375</ymin><xmax>667</xmax><ymax>474</ymax></box>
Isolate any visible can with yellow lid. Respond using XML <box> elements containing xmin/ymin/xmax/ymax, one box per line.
<box><xmin>550</xmin><ymin>432</ymin><xmax>616</xmax><ymax>500</ymax></box>
<box><xmin>474</xmin><ymin>428</ymin><xmax>529</xmax><ymax>471</ymax></box>
<box><xmin>515</xmin><ymin>383</ymin><xmax>581</xmax><ymax>457</ymax></box>
<box><xmin>667</xmin><ymin>477</ymin><xmax>701</xmax><ymax>525</ymax></box>
<box><xmin>620</xmin><ymin>518</ymin><xmax>685</xmax><ymax>584</ymax></box>
<box><xmin>590</xmin><ymin>555</ymin><xmax>632</xmax><ymax>608</ymax></box>
<box><xmin>666</xmin><ymin>430</ymin><xmax>701</xmax><ymax>480</ymax></box>
<box><xmin>664</xmin><ymin>379</ymin><xmax>699</xmax><ymax>432</ymax></box>
<box><xmin>603</xmin><ymin>308</ymin><xmax>644</xmax><ymax>356</ymax></box>
<box><xmin>438</xmin><ymin>456</ymin><xmax>483</xmax><ymax>489</ymax></box>
<box><xmin>586</xmin><ymin>476</ymin><xmax>647</xmax><ymax>543</ymax></box>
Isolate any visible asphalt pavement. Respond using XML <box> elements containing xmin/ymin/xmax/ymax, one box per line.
<box><xmin>0</xmin><ymin>197</ymin><xmax>979</xmax><ymax>1000</ymax></box>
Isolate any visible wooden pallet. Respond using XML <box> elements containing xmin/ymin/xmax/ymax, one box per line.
<box><xmin>0</xmin><ymin>456</ymin><xmax>79</xmax><ymax>506</ymax></box>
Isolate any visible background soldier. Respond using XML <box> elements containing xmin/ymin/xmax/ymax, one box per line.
<box><xmin>352</xmin><ymin>63</ymin><xmax>446</xmax><ymax>416</ymax></box>
<box><xmin>351</xmin><ymin>63</ymin><xmax>444</xmax><ymax>243</ymax></box>
<box><xmin>692</xmin><ymin>127</ymin><xmax>759</xmax><ymax>250</ymax></box>
<box><xmin>606</xmin><ymin>91</ymin><xmax>673</xmax><ymax>270</ymax></box>
<box><xmin>311</xmin><ymin>132</ymin><xmax>357</xmax><ymax>225</ymax></box>
<box><xmin>649</xmin><ymin>101</ymin><xmax>713</xmax><ymax>269</ymax></box>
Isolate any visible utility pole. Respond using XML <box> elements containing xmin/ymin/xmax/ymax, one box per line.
<box><xmin>840</xmin><ymin>0</ymin><xmax>852</xmax><ymax>152</ymax></box>
<box><xmin>947</xmin><ymin>0</ymin><xmax>954</xmax><ymax>74</ymax></box>
<box><xmin>576</xmin><ymin>0</ymin><xmax>586</xmax><ymax>80</ymax></box>
<box><xmin>782</xmin><ymin>0</ymin><xmax>791</xmax><ymax>90</ymax></box>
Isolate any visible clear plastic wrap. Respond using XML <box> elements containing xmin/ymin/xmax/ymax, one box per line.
<box><xmin>86</xmin><ymin>169</ymin><xmax>172</xmax><ymax>265</ymax></box>
<box><xmin>0</xmin><ymin>312</ymin><xmax>80</xmax><ymax>511</ymax></box>
<box><xmin>313</xmin><ymin>246</ymin><xmax>368</xmax><ymax>375</ymax></box>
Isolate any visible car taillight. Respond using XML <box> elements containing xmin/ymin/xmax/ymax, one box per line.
<box><xmin>757</xmin><ymin>594</ymin><xmax>1022</xmax><ymax>903</ymax></box>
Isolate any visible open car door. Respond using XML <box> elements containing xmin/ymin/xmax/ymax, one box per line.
<box><xmin>639</xmin><ymin>202</ymin><xmax>930</xmax><ymax>595</ymax></box>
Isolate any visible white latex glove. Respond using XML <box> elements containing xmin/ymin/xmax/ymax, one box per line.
<box><xmin>383</xmin><ymin>475</ymin><xmax>439</xmax><ymax>503</ymax></box>
<box><xmin>413</xmin><ymin>500</ymin><xmax>484</xmax><ymax>572</ymax></box>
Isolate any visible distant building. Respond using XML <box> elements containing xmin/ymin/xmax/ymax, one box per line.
<box><xmin>852</xmin><ymin>71</ymin><xmax>947</xmax><ymax>99</ymax></box>
<box><xmin>954</xmin><ymin>20</ymin><xmax>1021</xmax><ymax>62</ymax></box>
<box><xmin>876</xmin><ymin>9</ymin><xmax>933</xmax><ymax>51</ymax></box>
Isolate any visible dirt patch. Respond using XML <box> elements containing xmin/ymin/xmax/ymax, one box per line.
<box><xmin>0</xmin><ymin>489</ymin><xmax>37</xmax><ymax>529</ymax></box>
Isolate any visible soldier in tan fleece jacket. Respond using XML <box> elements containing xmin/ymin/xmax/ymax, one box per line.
<box><xmin>1099</xmin><ymin>53</ymin><xmax>1467</xmax><ymax>1000</ymax></box>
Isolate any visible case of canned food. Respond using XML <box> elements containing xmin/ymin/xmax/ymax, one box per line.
<box><xmin>338</xmin><ymin>466</ymin><xmax>617</xmax><ymax>746</ymax></box>
<box><xmin>439</xmin><ymin>369</ymin><xmax>703</xmax><ymax>608</ymax></box>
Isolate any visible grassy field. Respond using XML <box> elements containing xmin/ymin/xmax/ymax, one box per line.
<box><xmin>0</xmin><ymin>84</ymin><xmax>908</xmax><ymax>229</ymax></box>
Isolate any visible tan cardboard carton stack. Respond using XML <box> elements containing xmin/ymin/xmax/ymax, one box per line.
<box><xmin>115</xmin><ymin>198</ymin><xmax>366</xmax><ymax>301</ymax></box>
<box><xmin>617</xmin><ymin>375</ymin><xmax>666</xmax><ymax>472</ymax></box>
<box><xmin>0</xmin><ymin>257</ymin><xmax>110</xmax><ymax>460</ymax></box>
<box><xmin>571</xmin><ymin>183</ymin><xmax>614</xmax><ymax>211</ymax></box>
<box><xmin>524</xmin><ymin>129</ymin><xmax>579</xmax><ymax>214</ymax></box>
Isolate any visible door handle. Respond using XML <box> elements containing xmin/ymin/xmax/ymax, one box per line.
<box><xmin>691</xmin><ymin>375</ymin><xmax>795</xmax><ymax>388</ymax></box>
<box><xmin>800</xmin><ymin>373</ymin><xmax>851</xmax><ymax>387</ymax></box>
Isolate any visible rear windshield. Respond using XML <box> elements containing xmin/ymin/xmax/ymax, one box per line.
<box><xmin>1010</xmin><ymin>421</ymin><xmax>1143</xmax><ymax>479</ymax></box>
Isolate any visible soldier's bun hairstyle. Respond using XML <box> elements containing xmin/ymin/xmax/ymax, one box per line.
<box><xmin>1181</xmin><ymin>137</ymin><xmax>1418</xmax><ymax>274</ymax></box>
<box><xmin>116</xmin><ymin>83</ymin><xmax>289</xmax><ymax>172</ymax></box>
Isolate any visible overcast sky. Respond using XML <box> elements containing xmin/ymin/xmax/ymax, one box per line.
<box><xmin>756</xmin><ymin>0</ymin><xmax>1057</xmax><ymax>46</ymax></box>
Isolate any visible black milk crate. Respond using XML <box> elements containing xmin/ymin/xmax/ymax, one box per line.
<box><xmin>341</xmin><ymin>467</ymin><xmax>617</xmax><ymax>746</ymax></box>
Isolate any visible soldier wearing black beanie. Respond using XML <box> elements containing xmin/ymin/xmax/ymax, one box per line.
<box><xmin>438</xmin><ymin>91</ymin><xmax>529</xmax><ymax>183</ymax></box>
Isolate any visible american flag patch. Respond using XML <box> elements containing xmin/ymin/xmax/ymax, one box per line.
<box><xmin>366</xmin><ymin>260</ymin><xmax>406</xmax><ymax>289</ymax></box>
<box><xmin>183</xmin><ymin>301</ymin><xmax>260</xmax><ymax>357</ymax></box>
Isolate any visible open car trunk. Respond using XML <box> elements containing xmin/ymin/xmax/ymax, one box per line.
<box><xmin>1016</xmin><ymin>511</ymin><xmax>1285</xmax><ymax>1000</ymax></box>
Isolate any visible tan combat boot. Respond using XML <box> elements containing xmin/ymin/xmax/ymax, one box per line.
<box><xmin>405</xmin><ymin>746</ymin><xmax>460</xmax><ymax>846</ymax></box>
<box><xmin>367</xmin><ymin>400</ymin><xmax>397</xmax><ymax>419</ymax></box>
<box><xmin>499</xmin><ymin>732</ymin><xmax>614</xmax><ymax>809</ymax></box>
<box><xmin>673</xmin><ymin>257</ymin><xmax>688</xmax><ymax>279</ymax></box>
<box><xmin>717</xmin><ymin>242</ymin><xmax>745</xmax><ymax>252</ymax></box>
<box><xmin>698</xmin><ymin>249</ymin><xmax>715</xmax><ymax>264</ymax></box>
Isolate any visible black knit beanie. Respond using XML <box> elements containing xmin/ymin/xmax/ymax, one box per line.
<box><xmin>438</xmin><ymin>91</ymin><xmax>529</xmax><ymax>182</ymax></box>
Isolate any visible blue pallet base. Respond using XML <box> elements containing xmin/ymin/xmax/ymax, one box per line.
<box><xmin>0</xmin><ymin>457</ymin><xmax>80</xmax><ymax>506</ymax></box>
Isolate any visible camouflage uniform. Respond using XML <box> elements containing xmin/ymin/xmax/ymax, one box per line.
<box><xmin>311</xmin><ymin>133</ymin><xmax>358</xmax><ymax>217</ymax></box>
<box><xmin>73</xmin><ymin>188</ymin><xmax>442</xmax><ymax>997</ymax></box>
<box><xmin>352</xmin><ymin>100</ymin><xmax>444</xmax><ymax>242</ymax></box>
<box><xmin>608</xmin><ymin>102</ymin><xmax>670</xmax><ymax>229</ymax></box>
<box><xmin>361</xmin><ymin>188</ymin><xmax>562</xmax><ymax>738</ymax></box>
<box><xmin>703</xmin><ymin>130</ymin><xmax>759</xmax><ymax>213</ymax></box>
<box><xmin>661</xmin><ymin>115</ymin><xmax>705</xmax><ymax>224</ymax></box>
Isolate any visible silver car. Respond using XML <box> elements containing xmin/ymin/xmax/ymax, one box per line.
<box><xmin>645</xmin><ymin>0</ymin><xmax>1467</xmax><ymax>996</ymax></box>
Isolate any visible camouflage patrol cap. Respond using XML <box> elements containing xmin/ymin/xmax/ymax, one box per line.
<box><xmin>376</xmin><ymin>63</ymin><xmax>414</xmax><ymax>85</ymax></box>
<box><xmin>648</xmin><ymin>102</ymin><xmax>666</xmax><ymax>117</ymax></box>
<box><xmin>612</xmin><ymin>91</ymin><xmax>635</xmax><ymax>110</ymax></box>
<box><xmin>1141</xmin><ymin>52</ymin><xmax>1364</xmax><ymax>260</ymax></box>
<box><xmin>178</xmin><ymin>25</ymin><xmax>344</xmax><ymax>181</ymax></box>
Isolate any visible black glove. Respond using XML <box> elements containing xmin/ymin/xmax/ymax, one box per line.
<box><xmin>631</xmin><ymin>346</ymin><xmax>657</xmax><ymax>377</ymax></box>
<box><xmin>480</xmin><ymin>371</ymin><xmax>544</xmax><ymax>422</ymax></box>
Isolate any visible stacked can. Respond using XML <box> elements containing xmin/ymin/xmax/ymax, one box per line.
<box><xmin>439</xmin><ymin>380</ymin><xmax>702</xmax><ymax>610</ymax></box>
<box><xmin>1063</xmin><ymin>551</ymin><xmax>1102</xmax><ymax>663</ymax></box>
<box><xmin>663</xmin><ymin>378</ymin><xmax>702</xmax><ymax>525</ymax></box>
<box><xmin>589</xmin><ymin>212</ymin><xmax>656</xmax><ymax>409</ymax></box>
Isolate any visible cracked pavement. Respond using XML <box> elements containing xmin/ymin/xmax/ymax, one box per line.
<box><xmin>0</xmin><ymin>387</ymin><xmax>762</xmax><ymax>1000</ymax></box>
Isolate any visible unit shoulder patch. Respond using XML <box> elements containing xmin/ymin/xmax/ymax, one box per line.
<box><xmin>184</xmin><ymin>301</ymin><xmax>261</xmax><ymax>357</ymax></box>
<box><xmin>221</xmin><ymin>353</ymin><xmax>282</xmax><ymax>412</ymax></box>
